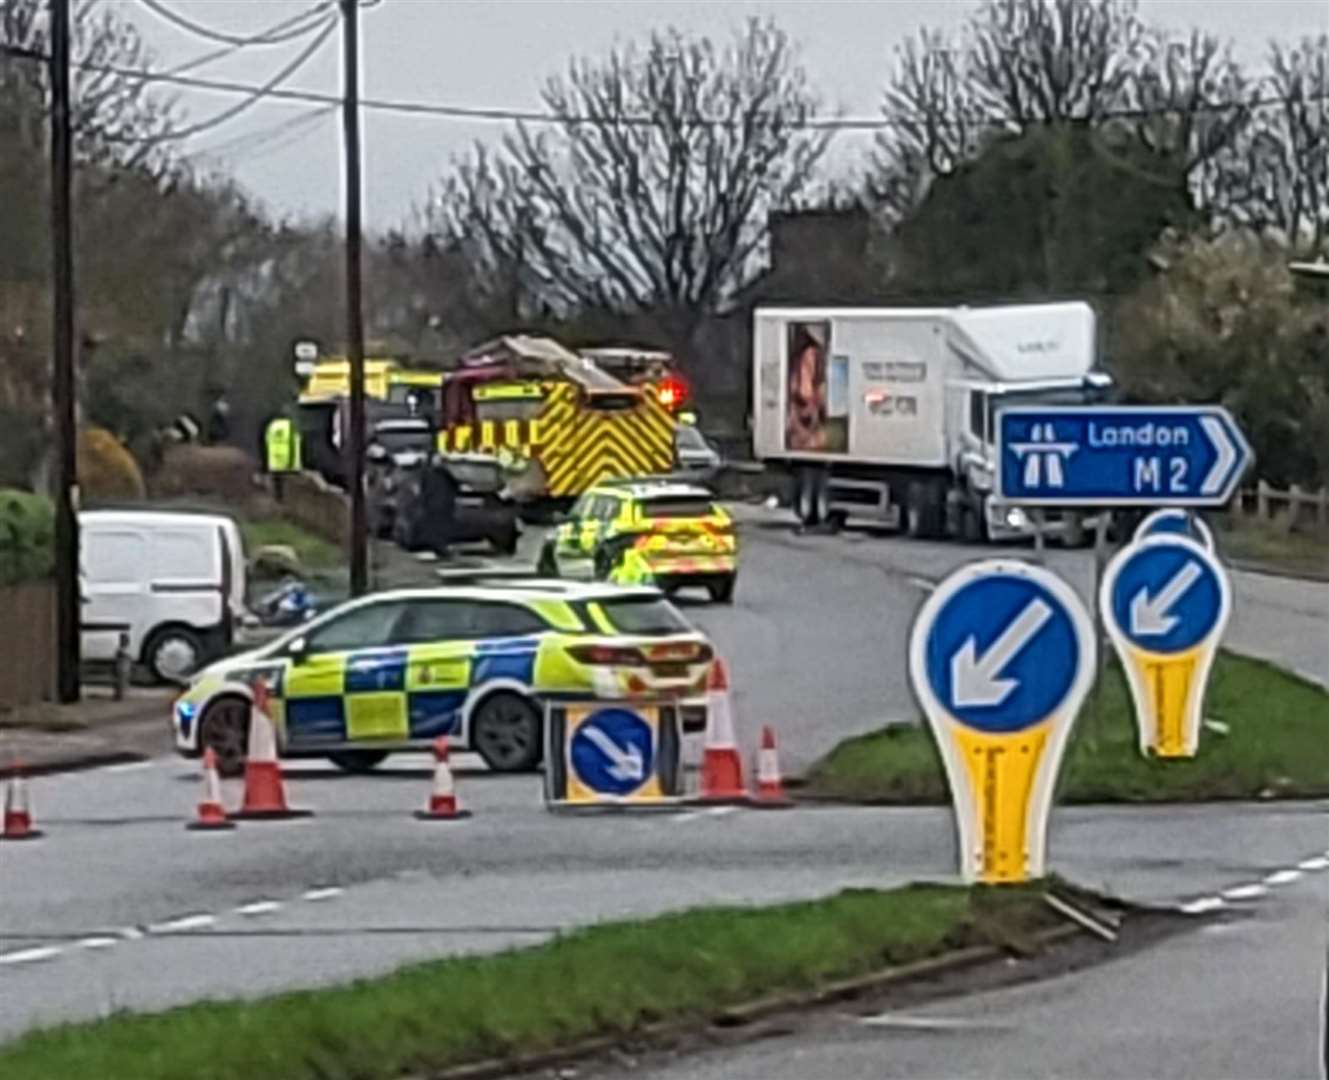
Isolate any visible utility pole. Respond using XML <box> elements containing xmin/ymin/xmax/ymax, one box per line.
<box><xmin>341</xmin><ymin>0</ymin><xmax>368</xmax><ymax>596</ymax></box>
<box><xmin>50</xmin><ymin>0</ymin><xmax>79</xmax><ymax>703</ymax></box>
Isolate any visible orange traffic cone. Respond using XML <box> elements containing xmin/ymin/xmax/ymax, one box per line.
<box><xmin>695</xmin><ymin>658</ymin><xmax>747</xmax><ymax>803</ymax></box>
<box><xmin>1</xmin><ymin>765</ymin><xmax>42</xmax><ymax>841</ymax></box>
<box><xmin>750</xmin><ymin>726</ymin><xmax>794</xmax><ymax>808</ymax></box>
<box><xmin>414</xmin><ymin>737</ymin><xmax>471</xmax><ymax>821</ymax></box>
<box><xmin>232</xmin><ymin>680</ymin><xmax>311</xmax><ymax>821</ymax></box>
<box><xmin>187</xmin><ymin>748</ymin><xmax>235</xmax><ymax>831</ymax></box>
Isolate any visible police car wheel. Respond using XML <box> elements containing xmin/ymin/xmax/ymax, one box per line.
<box><xmin>328</xmin><ymin>750</ymin><xmax>389</xmax><ymax>774</ymax></box>
<box><xmin>198</xmin><ymin>697</ymin><xmax>249</xmax><ymax>778</ymax></box>
<box><xmin>471</xmin><ymin>692</ymin><xmax>542</xmax><ymax>773</ymax></box>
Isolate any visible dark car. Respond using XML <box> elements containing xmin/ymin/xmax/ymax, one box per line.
<box><xmin>393</xmin><ymin>457</ymin><xmax>520</xmax><ymax>557</ymax></box>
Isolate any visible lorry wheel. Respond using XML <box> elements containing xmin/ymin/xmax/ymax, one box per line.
<box><xmin>708</xmin><ymin>575</ymin><xmax>736</xmax><ymax>604</ymax></box>
<box><xmin>905</xmin><ymin>482</ymin><xmax>946</xmax><ymax>540</ymax></box>
<box><xmin>960</xmin><ymin>501</ymin><xmax>988</xmax><ymax>544</ymax></box>
<box><xmin>1061</xmin><ymin>513</ymin><xmax>1087</xmax><ymax>549</ymax></box>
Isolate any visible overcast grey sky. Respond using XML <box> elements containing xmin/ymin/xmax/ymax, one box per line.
<box><xmin>114</xmin><ymin>0</ymin><xmax>1328</xmax><ymax>228</ymax></box>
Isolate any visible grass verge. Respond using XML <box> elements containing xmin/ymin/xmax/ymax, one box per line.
<box><xmin>0</xmin><ymin>884</ymin><xmax>1066</xmax><ymax>1080</ymax></box>
<box><xmin>802</xmin><ymin>652</ymin><xmax>1329</xmax><ymax>804</ymax></box>
<box><xmin>241</xmin><ymin>516</ymin><xmax>344</xmax><ymax>576</ymax></box>
<box><xmin>1215</xmin><ymin>518</ymin><xmax>1329</xmax><ymax>581</ymax></box>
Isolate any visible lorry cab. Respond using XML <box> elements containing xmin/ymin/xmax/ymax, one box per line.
<box><xmin>79</xmin><ymin>510</ymin><xmax>247</xmax><ymax>684</ymax></box>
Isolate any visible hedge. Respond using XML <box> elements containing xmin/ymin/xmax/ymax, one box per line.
<box><xmin>0</xmin><ymin>489</ymin><xmax>54</xmax><ymax>585</ymax></box>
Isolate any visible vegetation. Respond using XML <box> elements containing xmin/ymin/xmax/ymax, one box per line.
<box><xmin>76</xmin><ymin>427</ymin><xmax>146</xmax><ymax>501</ymax></box>
<box><xmin>0</xmin><ymin>883</ymin><xmax>1066</xmax><ymax>1080</ymax></box>
<box><xmin>0</xmin><ymin>488</ymin><xmax>53</xmax><ymax>585</ymax></box>
<box><xmin>802</xmin><ymin>653</ymin><xmax>1329</xmax><ymax>804</ymax></box>
<box><xmin>241</xmin><ymin>516</ymin><xmax>343</xmax><ymax>577</ymax></box>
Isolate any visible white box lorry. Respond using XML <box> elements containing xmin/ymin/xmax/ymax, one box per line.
<box><xmin>752</xmin><ymin>302</ymin><xmax>1112</xmax><ymax>542</ymax></box>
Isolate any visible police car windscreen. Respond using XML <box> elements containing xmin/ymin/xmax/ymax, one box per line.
<box><xmin>596</xmin><ymin>597</ymin><xmax>692</xmax><ymax>636</ymax></box>
<box><xmin>642</xmin><ymin>496</ymin><xmax>713</xmax><ymax>519</ymax></box>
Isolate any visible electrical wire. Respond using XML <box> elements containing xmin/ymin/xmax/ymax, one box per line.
<box><xmin>185</xmin><ymin>103</ymin><xmax>336</xmax><ymax>163</ymax></box>
<box><xmin>2</xmin><ymin>41</ymin><xmax>1324</xmax><ymax>132</ymax></box>
<box><xmin>137</xmin><ymin>0</ymin><xmax>338</xmax><ymax>48</ymax></box>
<box><xmin>163</xmin><ymin>8</ymin><xmax>340</xmax><ymax>79</ymax></box>
<box><xmin>102</xmin><ymin>17</ymin><xmax>338</xmax><ymax>145</ymax></box>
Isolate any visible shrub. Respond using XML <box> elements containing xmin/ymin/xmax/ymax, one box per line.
<box><xmin>0</xmin><ymin>489</ymin><xmax>54</xmax><ymax>585</ymax></box>
<box><xmin>77</xmin><ymin>427</ymin><xmax>146</xmax><ymax>502</ymax></box>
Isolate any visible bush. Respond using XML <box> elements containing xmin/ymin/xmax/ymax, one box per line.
<box><xmin>0</xmin><ymin>489</ymin><xmax>54</xmax><ymax>585</ymax></box>
<box><xmin>77</xmin><ymin>427</ymin><xmax>146</xmax><ymax>502</ymax></box>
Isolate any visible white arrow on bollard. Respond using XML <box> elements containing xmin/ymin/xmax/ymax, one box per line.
<box><xmin>951</xmin><ymin>599</ymin><xmax>1054</xmax><ymax>708</ymax></box>
<box><xmin>582</xmin><ymin>727</ymin><xmax>645</xmax><ymax>782</ymax></box>
<box><xmin>1130</xmin><ymin>561</ymin><xmax>1202</xmax><ymax>637</ymax></box>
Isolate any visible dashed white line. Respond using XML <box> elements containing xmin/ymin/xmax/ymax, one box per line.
<box><xmin>102</xmin><ymin>760</ymin><xmax>153</xmax><ymax>774</ymax></box>
<box><xmin>1298</xmin><ymin>856</ymin><xmax>1329</xmax><ymax>871</ymax></box>
<box><xmin>0</xmin><ymin>946</ymin><xmax>63</xmax><ymax>966</ymax></box>
<box><xmin>1221</xmin><ymin>883</ymin><xmax>1268</xmax><ymax>901</ymax></box>
<box><xmin>1180</xmin><ymin>896</ymin><xmax>1226</xmax><ymax>915</ymax></box>
<box><xmin>118</xmin><ymin>927</ymin><xmax>145</xmax><ymax>941</ymax></box>
<box><xmin>235</xmin><ymin>900</ymin><xmax>282</xmax><ymax>917</ymax></box>
<box><xmin>150</xmin><ymin>914</ymin><xmax>217</xmax><ymax>934</ymax></box>
<box><xmin>1263</xmin><ymin>869</ymin><xmax>1304</xmax><ymax>887</ymax></box>
<box><xmin>301</xmin><ymin>887</ymin><xmax>345</xmax><ymax>902</ymax></box>
<box><xmin>76</xmin><ymin>937</ymin><xmax>118</xmax><ymax>951</ymax></box>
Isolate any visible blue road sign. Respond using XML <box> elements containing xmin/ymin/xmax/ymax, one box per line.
<box><xmin>997</xmin><ymin>406</ymin><xmax>1252</xmax><ymax>507</ymax></box>
<box><xmin>1134</xmin><ymin>508</ymin><xmax>1215</xmax><ymax>551</ymax></box>
<box><xmin>1106</xmin><ymin>536</ymin><xmax>1226</xmax><ymax>654</ymax></box>
<box><xmin>920</xmin><ymin>571</ymin><xmax>1085</xmax><ymax>732</ymax></box>
<box><xmin>570</xmin><ymin>707</ymin><xmax>654</xmax><ymax>796</ymax></box>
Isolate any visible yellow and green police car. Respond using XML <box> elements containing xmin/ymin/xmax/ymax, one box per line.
<box><xmin>173</xmin><ymin>580</ymin><xmax>714</xmax><ymax>776</ymax></box>
<box><xmin>536</xmin><ymin>480</ymin><xmax>739</xmax><ymax>603</ymax></box>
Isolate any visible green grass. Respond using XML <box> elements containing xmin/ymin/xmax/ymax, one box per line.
<box><xmin>0</xmin><ymin>884</ymin><xmax>1061</xmax><ymax>1080</ymax></box>
<box><xmin>240</xmin><ymin>517</ymin><xmax>344</xmax><ymax>576</ymax></box>
<box><xmin>802</xmin><ymin>652</ymin><xmax>1329</xmax><ymax>804</ymax></box>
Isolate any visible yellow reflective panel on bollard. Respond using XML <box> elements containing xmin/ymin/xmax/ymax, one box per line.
<box><xmin>910</xmin><ymin>560</ymin><xmax>1094</xmax><ymax>885</ymax></box>
<box><xmin>1102</xmin><ymin>534</ymin><xmax>1231</xmax><ymax>760</ymax></box>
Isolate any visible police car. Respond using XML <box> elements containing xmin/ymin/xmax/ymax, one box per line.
<box><xmin>173</xmin><ymin>580</ymin><xmax>714</xmax><ymax>776</ymax></box>
<box><xmin>537</xmin><ymin>479</ymin><xmax>738</xmax><ymax>603</ymax></box>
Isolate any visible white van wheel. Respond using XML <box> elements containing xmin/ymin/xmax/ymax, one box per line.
<box><xmin>147</xmin><ymin>628</ymin><xmax>202</xmax><ymax>684</ymax></box>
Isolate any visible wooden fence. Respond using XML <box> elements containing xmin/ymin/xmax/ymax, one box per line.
<box><xmin>1231</xmin><ymin>480</ymin><xmax>1329</xmax><ymax>534</ymax></box>
<box><xmin>0</xmin><ymin>583</ymin><xmax>55</xmax><ymax>712</ymax></box>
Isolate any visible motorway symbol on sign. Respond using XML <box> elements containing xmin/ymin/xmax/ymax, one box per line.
<box><xmin>909</xmin><ymin>560</ymin><xmax>1095</xmax><ymax>884</ymax></box>
<box><xmin>996</xmin><ymin>406</ymin><xmax>1252</xmax><ymax>507</ymax></box>
<box><xmin>1134</xmin><ymin>508</ymin><xmax>1215</xmax><ymax>552</ymax></box>
<box><xmin>569</xmin><ymin>707</ymin><xmax>654</xmax><ymax>796</ymax></box>
<box><xmin>1101</xmin><ymin>533</ymin><xmax>1231</xmax><ymax>758</ymax></box>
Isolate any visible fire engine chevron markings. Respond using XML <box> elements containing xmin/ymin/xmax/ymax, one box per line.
<box><xmin>581</xmin><ymin>726</ymin><xmax>645</xmax><ymax>782</ymax></box>
<box><xmin>1130</xmin><ymin>560</ymin><xmax>1203</xmax><ymax>636</ymax></box>
<box><xmin>951</xmin><ymin>599</ymin><xmax>1053</xmax><ymax>708</ymax></box>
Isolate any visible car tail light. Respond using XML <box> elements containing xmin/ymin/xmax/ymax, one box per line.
<box><xmin>569</xmin><ymin>644</ymin><xmax>647</xmax><ymax>666</ymax></box>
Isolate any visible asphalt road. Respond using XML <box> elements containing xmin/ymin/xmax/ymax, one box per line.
<box><xmin>1</xmin><ymin>508</ymin><xmax>1326</xmax><ymax>1059</ymax></box>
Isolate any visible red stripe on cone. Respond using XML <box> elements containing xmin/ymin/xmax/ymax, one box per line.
<box><xmin>751</xmin><ymin>725</ymin><xmax>793</xmax><ymax>808</ymax></box>
<box><xmin>696</xmin><ymin>658</ymin><xmax>747</xmax><ymax>803</ymax></box>
<box><xmin>1</xmin><ymin>765</ymin><xmax>42</xmax><ymax>841</ymax></box>
<box><xmin>415</xmin><ymin>737</ymin><xmax>470</xmax><ymax>821</ymax></box>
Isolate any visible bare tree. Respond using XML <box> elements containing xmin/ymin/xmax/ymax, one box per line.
<box><xmin>432</xmin><ymin>19</ymin><xmax>831</xmax><ymax>347</ymax></box>
<box><xmin>1213</xmin><ymin>35</ymin><xmax>1328</xmax><ymax>254</ymax></box>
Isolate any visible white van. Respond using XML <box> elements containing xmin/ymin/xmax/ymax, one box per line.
<box><xmin>79</xmin><ymin>511</ymin><xmax>247</xmax><ymax>683</ymax></box>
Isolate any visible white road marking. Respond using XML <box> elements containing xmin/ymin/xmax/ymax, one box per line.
<box><xmin>0</xmin><ymin>946</ymin><xmax>63</xmax><ymax>966</ymax></box>
<box><xmin>1179</xmin><ymin>896</ymin><xmax>1226</xmax><ymax>915</ymax></box>
<box><xmin>102</xmin><ymin>760</ymin><xmax>153</xmax><ymax>774</ymax></box>
<box><xmin>1221</xmin><ymin>883</ymin><xmax>1268</xmax><ymax>901</ymax></box>
<box><xmin>672</xmin><ymin>806</ymin><xmax>740</xmax><ymax>824</ymax></box>
<box><xmin>860</xmin><ymin>1012</ymin><xmax>1009</xmax><ymax>1031</ymax></box>
<box><xmin>235</xmin><ymin>900</ymin><xmax>282</xmax><ymax>917</ymax></box>
<box><xmin>76</xmin><ymin>937</ymin><xmax>119</xmax><ymax>950</ymax></box>
<box><xmin>906</xmin><ymin>575</ymin><xmax>937</xmax><ymax>593</ymax></box>
<box><xmin>1263</xmin><ymin>869</ymin><xmax>1304</xmax><ymax>887</ymax></box>
<box><xmin>301</xmin><ymin>887</ymin><xmax>345</xmax><ymax>902</ymax></box>
<box><xmin>1298</xmin><ymin>856</ymin><xmax>1329</xmax><ymax>871</ymax></box>
<box><xmin>118</xmin><ymin>927</ymin><xmax>145</xmax><ymax>941</ymax></box>
<box><xmin>150</xmin><ymin>914</ymin><xmax>217</xmax><ymax>934</ymax></box>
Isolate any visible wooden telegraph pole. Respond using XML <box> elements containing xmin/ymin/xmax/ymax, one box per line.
<box><xmin>341</xmin><ymin>0</ymin><xmax>368</xmax><ymax>596</ymax></box>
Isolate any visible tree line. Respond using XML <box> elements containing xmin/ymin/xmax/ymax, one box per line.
<box><xmin>1</xmin><ymin>0</ymin><xmax>1326</xmax><ymax>490</ymax></box>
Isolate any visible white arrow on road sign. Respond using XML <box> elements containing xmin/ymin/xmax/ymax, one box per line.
<box><xmin>1130</xmin><ymin>560</ymin><xmax>1203</xmax><ymax>636</ymax></box>
<box><xmin>951</xmin><ymin>598</ymin><xmax>1054</xmax><ymax>708</ymax></box>
<box><xmin>581</xmin><ymin>726</ymin><xmax>645</xmax><ymax>782</ymax></box>
<box><xmin>1199</xmin><ymin>416</ymin><xmax>1238</xmax><ymax>497</ymax></box>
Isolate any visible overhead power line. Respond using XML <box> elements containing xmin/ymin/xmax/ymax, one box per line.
<box><xmin>185</xmin><ymin>103</ymin><xmax>337</xmax><ymax>164</ymax></box>
<box><xmin>137</xmin><ymin>0</ymin><xmax>338</xmax><ymax>48</ymax></box>
<box><xmin>1</xmin><ymin>41</ymin><xmax>1325</xmax><ymax>132</ymax></box>
<box><xmin>104</xmin><ymin>17</ymin><xmax>338</xmax><ymax>145</ymax></box>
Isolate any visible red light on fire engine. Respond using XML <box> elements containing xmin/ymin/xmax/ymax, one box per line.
<box><xmin>656</xmin><ymin>377</ymin><xmax>687</xmax><ymax>410</ymax></box>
